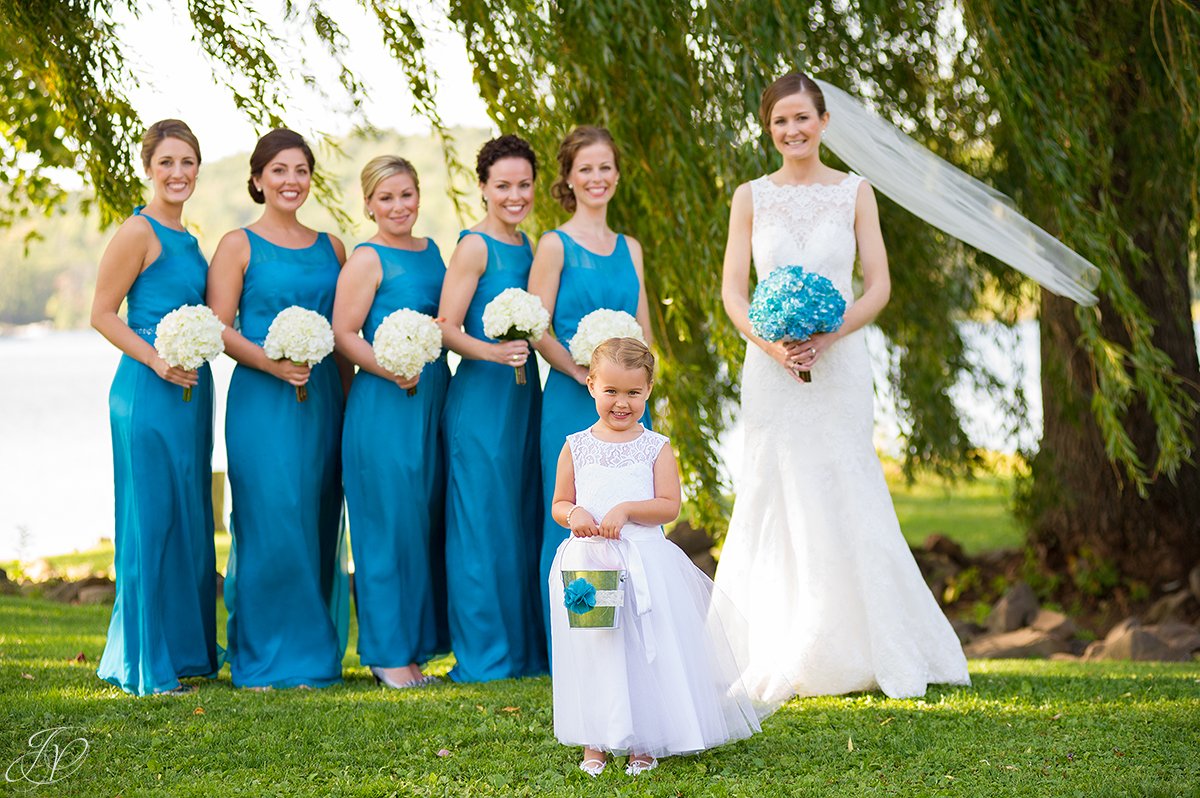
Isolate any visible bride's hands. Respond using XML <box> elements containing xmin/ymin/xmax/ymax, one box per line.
<box><xmin>792</xmin><ymin>332</ymin><xmax>838</xmax><ymax>372</ymax></box>
<box><xmin>775</xmin><ymin>333</ymin><xmax>839</xmax><ymax>379</ymax></box>
<box><xmin>762</xmin><ymin>340</ymin><xmax>808</xmax><ymax>383</ymax></box>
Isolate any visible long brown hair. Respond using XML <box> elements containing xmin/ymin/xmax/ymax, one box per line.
<box><xmin>550</xmin><ymin>126</ymin><xmax>621</xmax><ymax>213</ymax></box>
<box><xmin>140</xmin><ymin>119</ymin><xmax>201</xmax><ymax>170</ymax></box>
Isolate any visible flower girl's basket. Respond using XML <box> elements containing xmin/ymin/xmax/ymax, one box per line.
<box><xmin>560</xmin><ymin>537</ymin><xmax>627</xmax><ymax>630</ymax></box>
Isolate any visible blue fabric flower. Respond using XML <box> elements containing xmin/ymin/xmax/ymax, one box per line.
<box><xmin>563</xmin><ymin>577</ymin><xmax>597</xmax><ymax>615</ymax></box>
<box><xmin>748</xmin><ymin>265</ymin><xmax>846</xmax><ymax>342</ymax></box>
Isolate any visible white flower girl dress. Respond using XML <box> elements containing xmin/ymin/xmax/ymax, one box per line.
<box><xmin>548</xmin><ymin>427</ymin><xmax>769</xmax><ymax>758</ymax></box>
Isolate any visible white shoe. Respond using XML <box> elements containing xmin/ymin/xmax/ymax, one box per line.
<box><xmin>579</xmin><ymin>758</ymin><xmax>607</xmax><ymax>777</ymax></box>
<box><xmin>625</xmin><ymin>757</ymin><xmax>657</xmax><ymax>776</ymax></box>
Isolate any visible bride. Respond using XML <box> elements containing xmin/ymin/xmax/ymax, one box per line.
<box><xmin>714</xmin><ymin>71</ymin><xmax>971</xmax><ymax>701</ymax></box>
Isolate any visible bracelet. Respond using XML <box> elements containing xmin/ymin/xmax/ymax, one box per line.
<box><xmin>565</xmin><ymin>505</ymin><xmax>580</xmax><ymax>527</ymax></box>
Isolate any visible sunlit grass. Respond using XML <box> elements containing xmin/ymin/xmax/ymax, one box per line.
<box><xmin>2</xmin><ymin>595</ymin><xmax>1197</xmax><ymax>797</ymax></box>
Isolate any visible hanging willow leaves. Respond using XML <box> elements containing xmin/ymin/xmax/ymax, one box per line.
<box><xmin>2</xmin><ymin>0</ymin><xmax>1197</xmax><ymax>579</ymax></box>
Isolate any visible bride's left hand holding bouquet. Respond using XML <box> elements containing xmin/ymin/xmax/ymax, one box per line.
<box><xmin>263</xmin><ymin>306</ymin><xmax>336</xmax><ymax>402</ymax></box>
<box><xmin>481</xmin><ymin>287</ymin><xmax>550</xmax><ymax>385</ymax></box>
<box><xmin>154</xmin><ymin>304</ymin><xmax>226</xmax><ymax>402</ymax></box>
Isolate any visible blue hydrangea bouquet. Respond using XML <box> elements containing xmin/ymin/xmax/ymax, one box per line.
<box><xmin>748</xmin><ymin>265</ymin><xmax>846</xmax><ymax>382</ymax></box>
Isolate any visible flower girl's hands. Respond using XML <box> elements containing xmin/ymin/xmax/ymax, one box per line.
<box><xmin>490</xmin><ymin>340</ymin><xmax>530</xmax><ymax>367</ymax></box>
<box><xmin>569</xmin><ymin>508</ymin><xmax>600</xmax><ymax>538</ymax></box>
<box><xmin>151</xmin><ymin>356</ymin><xmax>199</xmax><ymax>388</ymax></box>
<box><xmin>598</xmin><ymin>505</ymin><xmax>629</xmax><ymax>539</ymax></box>
<box><xmin>268</xmin><ymin>359</ymin><xmax>311</xmax><ymax>387</ymax></box>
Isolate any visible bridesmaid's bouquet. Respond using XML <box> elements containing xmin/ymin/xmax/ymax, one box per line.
<box><xmin>372</xmin><ymin>309</ymin><xmax>443</xmax><ymax>397</ymax></box>
<box><xmin>748</xmin><ymin>265</ymin><xmax>846</xmax><ymax>383</ymax></box>
<box><xmin>154</xmin><ymin>304</ymin><xmax>225</xmax><ymax>402</ymax></box>
<box><xmin>481</xmin><ymin>287</ymin><xmax>549</xmax><ymax>385</ymax></box>
<box><xmin>569</xmin><ymin>309</ymin><xmax>645</xmax><ymax>366</ymax></box>
<box><xmin>263</xmin><ymin>306</ymin><xmax>335</xmax><ymax>402</ymax></box>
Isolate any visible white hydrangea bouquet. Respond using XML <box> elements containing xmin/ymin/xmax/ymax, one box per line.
<box><xmin>481</xmin><ymin>287</ymin><xmax>549</xmax><ymax>385</ymax></box>
<box><xmin>569</xmin><ymin>309</ymin><xmax>645</xmax><ymax>367</ymax></box>
<box><xmin>263</xmin><ymin>306</ymin><xmax>335</xmax><ymax>402</ymax></box>
<box><xmin>154</xmin><ymin>304</ymin><xmax>226</xmax><ymax>402</ymax></box>
<box><xmin>373</xmin><ymin>308</ymin><xmax>443</xmax><ymax>397</ymax></box>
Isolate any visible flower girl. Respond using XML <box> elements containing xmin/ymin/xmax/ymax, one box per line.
<box><xmin>547</xmin><ymin>337</ymin><xmax>766</xmax><ymax>777</ymax></box>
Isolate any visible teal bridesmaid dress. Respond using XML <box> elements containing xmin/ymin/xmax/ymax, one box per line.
<box><xmin>536</xmin><ymin>230</ymin><xmax>650</xmax><ymax>648</ymax></box>
<box><xmin>343</xmin><ymin>240</ymin><xmax>451</xmax><ymax>668</ymax></box>
<box><xmin>98</xmin><ymin>207</ymin><xmax>221</xmax><ymax>695</ymax></box>
<box><xmin>442</xmin><ymin>231</ymin><xmax>547</xmax><ymax>682</ymax></box>
<box><xmin>223</xmin><ymin>229</ymin><xmax>348</xmax><ymax>689</ymax></box>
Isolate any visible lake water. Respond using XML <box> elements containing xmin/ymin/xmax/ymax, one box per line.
<box><xmin>1</xmin><ymin>323</ymin><xmax>1055</xmax><ymax>561</ymax></box>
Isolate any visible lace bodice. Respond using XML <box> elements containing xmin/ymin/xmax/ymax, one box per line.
<box><xmin>568</xmin><ymin>427</ymin><xmax>668</xmax><ymax>525</ymax></box>
<box><xmin>750</xmin><ymin>174</ymin><xmax>863</xmax><ymax>302</ymax></box>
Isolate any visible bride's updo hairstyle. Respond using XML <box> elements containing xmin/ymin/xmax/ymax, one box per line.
<box><xmin>590</xmin><ymin>337</ymin><xmax>655</xmax><ymax>384</ymax></box>
<box><xmin>550</xmin><ymin>126</ymin><xmax>621</xmax><ymax>213</ymax></box>
<box><xmin>759</xmin><ymin>72</ymin><xmax>827</xmax><ymax>131</ymax></box>
<box><xmin>247</xmin><ymin>128</ymin><xmax>315</xmax><ymax>204</ymax></box>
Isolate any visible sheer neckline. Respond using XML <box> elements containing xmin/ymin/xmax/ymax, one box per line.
<box><xmin>244</xmin><ymin>227</ymin><xmax>323</xmax><ymax>251</ymax></box>
<box><xmin>360</xmin><ymin>238</ymin><xmax>431</xmax><ymax>254</ymax></box>
<box><xmin>587</xmin><ymin>424</ymin><xmax>647</xmax><ymax>444</ymax></box>
<box><xmin>762</xmin><ymin>173</ymin><xmax>856</xmax><ymax>190</ymax></box>
<box><xmin>467</xmin><ymin>230</ymin><xmax>529</xmax><ymax>248</ymax></box>
<box><xmin>554</xmin><ymin>229</ymin><xmax>623</xmax><ymax>258</ymax></box>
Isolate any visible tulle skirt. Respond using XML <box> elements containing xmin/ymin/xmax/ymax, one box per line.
<box><xmin>549</xmin><ymin>529</ymin><xmax>770</xmax><ymax>758</ymax></box>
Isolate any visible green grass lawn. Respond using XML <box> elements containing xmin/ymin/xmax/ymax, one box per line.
<box><xmin>2</xmin><ymin>595</ymin><xmax>1197</xmax><ymax>797</ymax></box>
<box><xmin>889</xmin><ymin>471</ymin><xmax>1022</xmax><ymax>554</ymax></box>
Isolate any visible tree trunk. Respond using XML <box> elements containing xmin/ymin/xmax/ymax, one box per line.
<box><xmin>1033</xmin><ymin>292</ymin><xmax>1200</xmax><ymax>588</ymax></box>
<box><xmin>1029</xmin><ymin>30</ymin><xmax>1200</xmax><ymax>585</ymax></box>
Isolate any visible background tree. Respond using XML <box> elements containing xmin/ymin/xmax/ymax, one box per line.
<box><xmin>962</xmin><ymin>0</ymin><xmax>1200</xmax><ymax>587</ymax></box>
<box><xmin>3</xmin><ymin>0</ymin><xmax>1197</xmax><ymax>590</ymax></box>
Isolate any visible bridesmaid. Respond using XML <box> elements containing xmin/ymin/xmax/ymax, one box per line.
<box><xmin>333</xmin><ymin>156</ymin><xmax>449</xmax><ymax>688</ymax></box>
<box><xmin>207</xmin><ymin>129</ymin><xmax>351</xmax><ymax>689</ymax></box>
<box><xmin>528</xmin><ymin>126</ymin><xmax>653</xmax><ymax>646</ymax></box>
<box><xmin>91</xmin><ymin>119</ymin><xmax>221</xmax><ymax>695</ymax></box>
<box><xmin>438</xmin><ymin>135</ymin><xmax>547</xmax><ymax>682</ymax></box>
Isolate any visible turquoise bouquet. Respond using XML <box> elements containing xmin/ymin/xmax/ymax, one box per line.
<box><xmin>748</xmin><ymin>266</ymin><xmax>846</xmax><ymax>382</ymax></box>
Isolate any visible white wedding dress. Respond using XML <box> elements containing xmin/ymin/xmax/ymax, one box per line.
<box><xmin>714</xmin><ymin>174</ymin><xmax>970</xmax><ymax>702</ymax></box>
